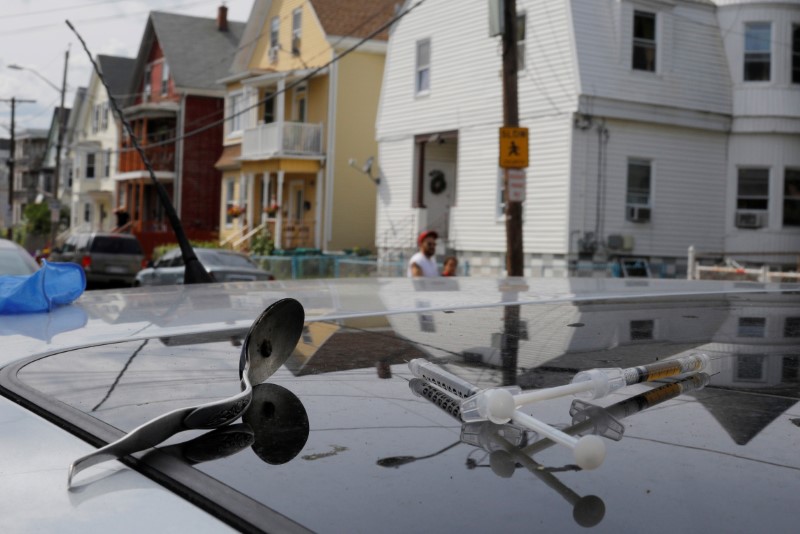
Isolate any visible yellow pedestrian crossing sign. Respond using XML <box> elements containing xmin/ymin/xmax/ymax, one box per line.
<box><xmin>499</xmin><ymin>127</ymin><xmax>528</xmax><ymax>168</ymax></box>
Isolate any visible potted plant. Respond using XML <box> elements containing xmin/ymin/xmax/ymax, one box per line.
<box><xmin>263</xmin><ymin>202</ymin><xmax>280</xmax><ymax>218</ymax></box>
<box><xmin>227</xmin><ymin>205</ymin><xmax>245</xmax><ymax>218</ymax></box>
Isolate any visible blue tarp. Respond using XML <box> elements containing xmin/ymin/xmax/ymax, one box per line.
<box><xmin>0</xmin><ymin>261</ymin><xmax>86</xmax><ymax>314</ymax></box>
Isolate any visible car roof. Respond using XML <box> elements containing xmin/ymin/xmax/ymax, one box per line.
<box><xmin>2</xmin><ymin>278</ymin><xmax>798</xmax><ymax>532</ymax></box>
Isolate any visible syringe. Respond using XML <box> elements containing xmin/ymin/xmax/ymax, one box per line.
<box><xmin>460</xmin><ymin>353</ymin><xmax>710</xmax><ymax>424</ymax></box>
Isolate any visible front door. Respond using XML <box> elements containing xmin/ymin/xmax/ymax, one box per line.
<box><xmin>421</xmin><ymin>160</ymin><xmax>456</xmax><ymax>245</ymax></box>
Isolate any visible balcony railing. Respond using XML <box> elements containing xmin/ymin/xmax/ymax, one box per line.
<box><xmin>119</xmin><ymin>145</ymin><xmax>175</xmax><ymax>173</ymax></box>
<box><xmin>242</xmin><ymin>122</ymin><xmax>322</xmax><ymax>159</ymax></box>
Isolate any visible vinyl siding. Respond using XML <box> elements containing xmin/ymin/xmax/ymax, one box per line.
<box><xmin>571</xmin><ymin>0</ymin><xmax>732</xmax><ymax>116</ymax></box>
<box><xmin>725</xmin><ymin>133</ymin><xmax>800</xmax><ymax>256</ymax></box>
<box><xmin>570</xmin><ymin>119</ymin><xmax>728</xmax><ymax>257</ymax></box>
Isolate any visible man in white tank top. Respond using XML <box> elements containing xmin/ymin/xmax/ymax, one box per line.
<box><xmin>408</xmin><ymin>230</ymin><xmax>439</xmax><ymax>277</ymax></box>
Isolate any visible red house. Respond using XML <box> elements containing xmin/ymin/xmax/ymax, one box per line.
<box><xmin>117</xmin><ymin>6</ymin><xmax>245</xmax><ymax>257</ymax></box>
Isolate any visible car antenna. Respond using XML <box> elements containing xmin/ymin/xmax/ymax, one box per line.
<box><xmin>66</xmin><ymin>20</ymin><xmax>213</xmax><ymax>284</ymax></box>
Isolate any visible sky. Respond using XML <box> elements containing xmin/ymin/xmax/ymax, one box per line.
<box><xmin>0</xmin><ymin>0</ymin><xmax>254</xmax><ymax>134</ymax></box>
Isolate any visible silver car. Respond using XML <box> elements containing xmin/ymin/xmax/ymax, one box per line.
<box><xmin>135</xmin><ymin>247</ymin><xmax>274</xmax><ymax>286</ymax></box>
<box><xmin>0</xmin><ymin>238</ymin><xmax>39</xmax><ymax>275</ymax></box>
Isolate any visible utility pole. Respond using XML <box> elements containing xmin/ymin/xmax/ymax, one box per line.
<box><xmin>50</xmin><ymin>47</ymin><xmax>70</xmax><ymax>248</ymax></box>
<box><xmin>502</xmin><ymin>0</ymin><xmax>524</xmax><ymax>276</ymax></box>
<box><xmin>1</xmin><ymin>96</ymin><xmax>37</xmax><ymax>239</ymax></box>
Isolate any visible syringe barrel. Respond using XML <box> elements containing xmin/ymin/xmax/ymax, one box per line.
<box><xmin>408</xmin><ymin>359</ymin><xmax>480</xmax><ymax>399</ymax></box>
<box><xmin>622</xmin><ymin>353</ymin><xmax>710</xmax><ymax>386</ymax></box>
<box><xmin>409</xmin><ymin>378</ymin><xmax>462</xmax><ymax>421</ymax></box>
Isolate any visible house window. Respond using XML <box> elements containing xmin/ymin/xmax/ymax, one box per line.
<box><xmin>83</xmin><ymin>202</ymin><xmax>91</xmax><ymax>223</ymax></box>
<box><xmin>517</xmin><ymin>13</ymin><xmax>526</xmax><ymax>71</ymax></box>
<box><xmin>416</xmin><ymin>39</ymin><xmax>431</xmax><ymax>94</ymax></box>
<box><xmin>497</xmin><ymin>168</ymin><xmax>506</xmax><ymax>218</ymax></box>
<box><xmin>736</xmin><ymin>354</ymin><xmax>766</xmax><ymax>382</ymax></box>
<box><xmin>270</xmin><ymin>16</ymin><xmax>279</xmax><ymax>48</ymax></box>
<box><xmin>101</xmin><ymin>102</ymin><xmax>109</xmax><ymax>130</ymax></box>
<box><xmin>632</xmin><ymin>11</ymin><xmax>657</xmax><ymax>72</ymax></box>
<box><xmin>229</xmin><ymin>92</ymin><xmax>244</xmax><ymax>134</ymax></box>
<box><xmin>225</xmin><ymin>179</ymin><xmax>235</xmax><ymax>226</ymax></box>
<box><xmin>262</xmin><ymin>92</ymin><xmax>275</xmax><ymax>123</ymax></box>
<box><xmin>782</xmin><ymin>355</ymin><xmax>799</xmax><ymax>383</ymax></box>
<box><xmin>143</xmin><ymin>64</ymin><xmax>152</xmax><ymax>100</ymax></box>
<box><xmin>783</xmin><ymin>169</ymin><xmax>800</xmax><ymax>226</ymax></box>
<box><xmin>744</xmin><ymin>22</ymin><xmax>771</xmax><ymax>81</ymax></box>
<box><xmin>793</xmin><ymin>25</ymin><xmax>800</xmax><ymax>84</ymax></box>
<box><xmin>291</xmin><ymin>8</ymin><xmax>302</xmax><ymax>55</ymax></box>
<box><xmin>630</xmin><ymin>319</ymin><xmax>655</xmax><ymax>341</ymax></box>
<box><xmin>86</xmin><ymin>153</ymin><xmax>96</xmax><ymax>179</ymax></box>
<box><xmin>626</xmin><ymin>159</ymin><xmax>651</xmax><ymax>222</ymax></box>
<box><xmin>737</xmin><ymin>168</ymin><xmax>769</xmax><ymax>211</ymax></box>
<box><xmin>104</xmin><ymin>149</ymin><xmax>111</xmax><ymax>177</ymax></box>
<box><xmin>161</xmin><ymin>61</ymin><xmax>170</xmax><ymax>95</ymax></box>
<box><xmin>738</xmin><ymin>317</ymin><xmax>766</xmax><ymax>338</ymax></box>
<box><xmin>91</xmin><ymin>104</ymin><xmax>100</xmax><ymax>133</ymax></box>
<box><xmin>785</xmin><ymin>317</ymin><xmax>800</xmax><ymax>337</ymax></box>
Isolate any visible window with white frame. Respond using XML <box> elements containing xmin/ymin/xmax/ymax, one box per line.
<box><xmin>416</xmin><ymin>39</ymin><xmax>431</xmax><ymax>95</ymax></box>
<box><xmin>626</xmin><ymin>159</ymin><xmax>651</xmax><ymax>222</ymax></box>
<box><xmin>496</xmin><ymin>168</ymin><xmax>506</xmax><ymax>218</ymax></box>
<box><xmin>737</xmin><ymin>168</ymin><xmax>769</xmax><ymax>211</ymax></box>
<box><xmin>83</xmin><ymin>202</ymin><xmax>92</xmax><ymax>223</ymax></box>
<box><xmin>91</xmin><ymin>104</ymin><xmax>100</xmax><ymax>133</ymax></box>
<box><xmin>161</xmin><ymin>61</ymin><xmax>170</xmax><ymax>95</ymax></box>
<box><xmin>783</xmin><ymin>169</ymin><xmax>800</xmax><ymax>226</ymax></box>
<box><xmin>228</xmin><ymin>92</ymin><xmax>244</xmax><ymax>134</ymax></box>
<box><xmin>632</xmin><ymin>11</ymin><xmax>657</xmax><ymax>72</ymax></box>
<box><xmin>86</xmin><ymin>153</ymin><xmax>96</xmax><ymax>179</ymax></box>
<box><xmin>101</xmin><ymin>102</ymin><xmax>108</xmax><ymax>130</ymax></box>
<box><xmin>143</xmin><ymin>64</ymin><xmax>152</xmax><ymax>100</ymax></box>
<box><xmin>225</xmin><ymin>179</ymin><xmax>235</xmax><ymax>226</ymax></box>
<box><xmin>517</xmin><ymin>12</ymin><xmax>526</xmax><ymax>71</ymax></box>
<box><xmin>291</xmin><ymin>8</ymin><xmax>302</xmax><ymax>55</ymax></box>
<box><xmin>270</xmin><ymin>16</ymin><xmax>279</xmax><ymax>49</ymax></box>
<box><xmin>793</xmin><ymin>25</ymin><xmax>800</xmax><ymax>84</ymax></box>
<box><xmin>744</xmin><ymin>22</ymin><xmax>771</xmax><ymax>81</ymax></box>
<box><xmin>104</xmin><ymin>149</ymin><xmax>111</xmax><ymax>177</ymax></box>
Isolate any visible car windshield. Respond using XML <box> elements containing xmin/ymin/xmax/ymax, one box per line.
<box><xmin>2</xmin><ymin>280</ymin><xmax>798</xmax><ymax>533</ymax></box>
<box><xmin>0</xmin><ymin>248</ymin><xmax>38</xmax><ymax>275</ymax></box>
<box><xmin>198</xmin><ymin>250</ymin><xmax>257</xmax><ymax>268</ymax></box>
<box><xmin>90</xmin><ymin>236</ymin><xmax>142</xmax><ymax>254</ymax></box>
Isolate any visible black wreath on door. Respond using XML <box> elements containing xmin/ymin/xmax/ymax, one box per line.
<box><xmin>429</xmin><ymin>170</ymin><xmax>447</xmax><ymax>195</ymax></box>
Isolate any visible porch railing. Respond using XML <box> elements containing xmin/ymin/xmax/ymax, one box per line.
<box><xmin>242</xmin><ymin>122</ymin><xmax>322</xmax><ymax>159</ymax></box>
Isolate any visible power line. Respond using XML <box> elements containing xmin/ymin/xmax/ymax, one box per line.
<box><xmin>108</xmin><ymin>0</ymin><xmax>427</xmax><ymax>154</ymax></box>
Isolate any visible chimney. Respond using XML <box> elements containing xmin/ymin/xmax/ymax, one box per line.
<box><xmin>217</xmin><ymin>4</ymin><xmax>228</xmax><ymax>32</ymax></box>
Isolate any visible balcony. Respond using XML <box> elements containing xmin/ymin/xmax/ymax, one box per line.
<box><xmin>119</xmin><ymin>145</ymin><xmax>176</xmax><ymax>174</ymax></box>
<box><xmin>242</xmin><ymin>122</ymin><xmax>323</xmax><ymax>160</ymax></box>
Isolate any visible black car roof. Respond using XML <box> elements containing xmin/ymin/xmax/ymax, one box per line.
<box><xmin>2</xmin><ymin>279</ymin><xmax>798</xmax><ymax>532</ymax></box>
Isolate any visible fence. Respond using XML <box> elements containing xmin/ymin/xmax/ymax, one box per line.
<box><xmin>252</xmin><ymin>255</ymin><xmax>468</xmax><ymax>280</ymax></box>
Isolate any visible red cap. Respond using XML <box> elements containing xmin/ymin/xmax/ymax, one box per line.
<box><xmin>418</xmin><ymin>230</ymin><xmax>438</xmax><ymax>246</ymax></box>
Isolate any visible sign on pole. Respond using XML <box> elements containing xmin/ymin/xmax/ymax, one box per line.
<box><xmin>506</xmin><ymin>168</ymin><xmax>526</xmax><ymax>202</ymax></box>
<box><xmin>499</xmin><ymin>126</ymin><xmax>528</xmax><ymax>169</ymax></box>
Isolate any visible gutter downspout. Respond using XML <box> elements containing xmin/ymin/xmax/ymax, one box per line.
<box><xmin>324</xmin><ymin>60</ymin><xmax>338</xmax><ymax>252</ymax></box>
<box><xmin>175</xmin><ymin>93</ymin><xmax>186</xmax><ymax>215</ymax></box>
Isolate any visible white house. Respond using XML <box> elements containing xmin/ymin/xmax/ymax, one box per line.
<box><xmin>68</xmin><ymin>55</ymin><xmax>134</xmax><ymax>233</ymax></box>
<box><xmin>375</xmin><ymin>0</ymin><xmax>799</xmax><ymax>277</ymax></box>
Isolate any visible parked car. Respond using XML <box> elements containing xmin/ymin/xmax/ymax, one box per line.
<box><xmin>135</xmin><ymin>247</ymin><xmax>274</xmax><ymax>286</ymax></box>
<box><xmin>50</xmin><ymin>232</ymin><xmax>144</xmax><ymax>286</ymax></box>
<box><xmin>1</xmin><ymin>277</ymin><xmax>798</xmax><ymax>532</ymax></box>
<box><xmin>0</xmin><ymin>238</ymin><xmax>39</xmax><ymax>275</ymax></box>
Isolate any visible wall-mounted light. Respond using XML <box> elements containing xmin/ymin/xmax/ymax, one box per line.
<box><xmin>348</xmin><ymin>156</ymin><xmax>380</xmax><ymax>185</ymax></box>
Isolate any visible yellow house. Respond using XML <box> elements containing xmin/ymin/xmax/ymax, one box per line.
<box><xmin>217</xmin><ymin>0</ymin><xmax>395</xmax><ymax>252</ymax></box>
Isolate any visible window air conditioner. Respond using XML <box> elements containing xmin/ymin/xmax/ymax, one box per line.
<box><xmin>626</xmin><ymin>205</ymin><xmax>651</xmax><ymax>223</ymax></box>
<box><xmin>735</xmin><ymin>211</ymin><xmax>764</xmax><ymax>229</ymax></box>
<box><xmin>269</xmin><ymin>46</ymin><xmax>279</xmax><ymax>63</ymax></box>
